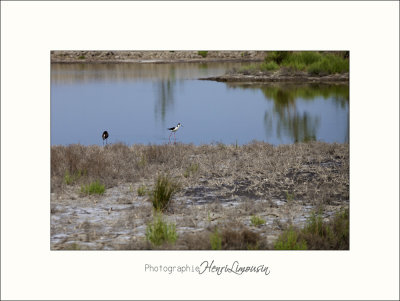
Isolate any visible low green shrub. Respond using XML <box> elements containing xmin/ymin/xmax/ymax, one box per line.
<box><xmin>198</xmin><ymin>51</ymin><xmax>208</xmax><ymax>58</ymax></box>
<box><xmin>146</xmin><ymin>213</ymin><xmax>177</xmax><ymax>246</ymax></box>
<box><xmin>81</xmin><ymin>180</ymin><xmax>105</xmax><ymax>195</ymax></box>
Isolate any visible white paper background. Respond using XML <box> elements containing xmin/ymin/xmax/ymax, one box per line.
<box><xmin>1</xmin><ymin>1</ymin><xmax>399</xmax><ymax>300</ymax></box>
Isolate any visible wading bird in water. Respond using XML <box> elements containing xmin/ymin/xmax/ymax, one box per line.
<box><xmin>102</xmin><ymin>130</ymin><xmax>109</xmax><ymax>145</ymax></box>
<box><xmin>168</xmin><ymin>123</ymin><xmax>182</xmax><ymax>143</ymax></box>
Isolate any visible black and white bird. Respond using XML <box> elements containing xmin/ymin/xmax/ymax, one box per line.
<box><xmin>168</xmin><ymin>123</ymin><xmax>183</xmax><ymax>143</ymax></box>
<box><xmin>102</xmin><ymin>130</ymin><xmax>109</xmax><ymax>145</ymax></box>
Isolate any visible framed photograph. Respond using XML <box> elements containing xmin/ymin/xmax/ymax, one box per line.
<box><xmin>2</xmin><ymin>1</ymin><xmax>398</xmax><ymax>300</ymax></box>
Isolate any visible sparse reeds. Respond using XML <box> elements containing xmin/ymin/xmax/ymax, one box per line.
<box><xmin>148</xmin><ymin>174</ymin><xmax>180</xmax><ymax>211</ymax></box>
<box><xmin>146</xmin><ymin>213</ymin><xmax>177</xmax><ymax>246</ymax></box>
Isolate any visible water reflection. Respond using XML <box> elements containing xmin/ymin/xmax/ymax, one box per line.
<box><xmin>227</xmin><ymin>83</ymin><xmax>349</xmax><ymax>143</ymax></box>
<box><xmin>155</xmin><ymin>79</ymin><xmax>176</xmax><ymax>124</ymax></box>
<box><xmin>264</xmin><ymin>107</ymin><xmax>319</xmax><ymax>143</ymax></box>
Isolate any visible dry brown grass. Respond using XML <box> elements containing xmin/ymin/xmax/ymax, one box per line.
<box><xmin>51</xmin><ymin>141</ymin><xmax>349</xmax><ymax>206</ymax></box>
<box><xmin>159</xmin><ymin>223</ymin><xmax>268</xmax><ymax>250</ymax></box>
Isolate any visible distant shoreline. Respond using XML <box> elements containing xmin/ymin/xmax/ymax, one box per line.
<box><xmin>50</xmin><ymin>50</ymin><xmax>265</xmax><ymax>64</ymax></box>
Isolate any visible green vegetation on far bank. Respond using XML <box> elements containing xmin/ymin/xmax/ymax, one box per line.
<box><xmin>239</xmin><ymin>51</ymin><xmax>349</xmax><ymax>76</ymax></box>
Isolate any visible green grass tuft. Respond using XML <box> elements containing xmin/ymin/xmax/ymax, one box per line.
<box><xmin>210</xmin><ymin>228</ymin><xmax>222</xmax><ymax>250</ymax></box>
<box><xmin>148</xmin><ymin>174</ymin><xmax>179</xmax><ymax>211</ymax></box>
<box><xmin>81</xmin><ymin>180</ymin><xmax>105</xmax><ymax>195</ymax></box>
<box><xmin>137</xmin><ymin>185</ymin><xmax>147</xmax><ymax>196</ymax></box>
<box><xmin>64</xmin><ymin>170</ymin><xmax>84</xmax><ymax>185</ymax></box>
<box><xmin>250</xmin><ymin>215</ymin><xmax>266</xmax><ymax>226</ymax></box>
<box><xmin>274</xmin><ymin>227</ymin><xmax>308</xmax><ymax>250</ymax></box>
<box><xmin>146</xmin><ymin>213</ymin><xmax>177</xmax><ymax>246</ymax></box>
<box><xmin>64</xmin><ymin>171</ymin><xmax>74</xmax><ymax>185</ymax></box>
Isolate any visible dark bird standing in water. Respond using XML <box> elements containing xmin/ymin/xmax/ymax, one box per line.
<box><xmin>102</xmin><ymin>131</ymin><xmax>109</xmax><ymax>145</ymax></box>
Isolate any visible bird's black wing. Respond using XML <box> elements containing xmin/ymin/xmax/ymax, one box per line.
<box><xmin>168</xmin><ymin>127</ymin><xmax>175</xmax><ymax>131</ymax></box>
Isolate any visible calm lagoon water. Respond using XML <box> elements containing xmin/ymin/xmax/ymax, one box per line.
<box><xmin>51</xmin><ymin>63</ymin><xmax>349</xmax><ymax>146</ymax></box>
